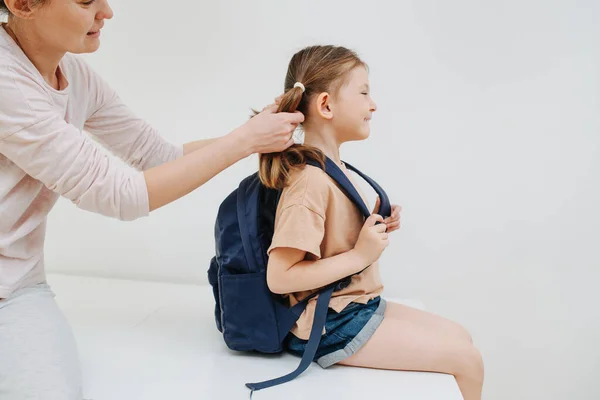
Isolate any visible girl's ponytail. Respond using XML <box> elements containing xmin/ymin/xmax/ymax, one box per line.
<box><xmin>258</xmin><ymin>84</ymin><xmax>325</xmax><ymax>190</ymax></box>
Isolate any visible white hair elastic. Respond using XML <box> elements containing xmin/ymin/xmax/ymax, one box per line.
<box><xmin>294</xmin><ymin>82</ymin><xmax>306</xmax><ymax>93</ymax></box>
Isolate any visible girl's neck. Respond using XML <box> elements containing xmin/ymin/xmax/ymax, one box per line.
<box><xmin>303</xmin><ymin>125</ymin><xmax>342</xmax><ymax>166</ymax></box>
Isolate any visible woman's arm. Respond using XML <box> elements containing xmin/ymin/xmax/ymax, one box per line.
<box><xmin>81</xmin><ymin>59</ymin><xmax>240</xmax><ymax>168</ymax></box>
<box><xmin>83</xmin><ymin>89</ymin><xmax>184</xmax><ymax>170</ymax></box>
<box><xmin>0</xmin><ymin>58</ymin><xmax>302</xmax><ymax>220</ymax></box>
<box><xmin>85</xmin><ymin>94</ymin><xmax>223</xmax><ymax>164</ymax></box>
<box><xmin>84</xmin><ymin>93</ymin><xmax>300</xmax><ymax>211</ymax></box>
<box><xmin>144</xmin><ymin>128</ymin><xmax>248</xmax><ymax>211</ymax></box>
<box><xmin>183</xmin><ymin>138</ymin><xmax>219</xmax><ymax>155</ymax></box>
<box><xmin>0</xmin><ymin>107</ymin><xmax>299</xmax><ymax>220</ymax></box>
<box><xmin>144</xmin><ymin>102</ymin><xmax>305</xmax><ymax>211</ymax></box>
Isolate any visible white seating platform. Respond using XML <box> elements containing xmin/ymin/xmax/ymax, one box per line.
<box><xmin>47</xmin><ymin>273</ymin><xmax>463</xmax><ymax>400</ymax></box>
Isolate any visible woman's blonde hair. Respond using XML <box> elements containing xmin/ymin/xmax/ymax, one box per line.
<box><xmin>257</xmin><ymin>45</ymin><xmax>367</xmax><ymax>189</ymax></box>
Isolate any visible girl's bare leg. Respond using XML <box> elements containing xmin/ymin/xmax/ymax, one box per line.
<box><xmin>339</xmin><ymin>302</ymin><xmax>484</xmax><ymax>400</ymax></box>
<box><xmin>385</xmin><ymin>301</ymin><xmax>474</xmax><ymax>343</ymax></box>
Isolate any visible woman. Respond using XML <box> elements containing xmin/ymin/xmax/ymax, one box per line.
<box><xmin>0</xmin><ymin>0</ymin><xmax>302</xmax><ymax>398</ymax></box>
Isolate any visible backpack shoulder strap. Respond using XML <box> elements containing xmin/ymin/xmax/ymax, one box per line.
<box><xmin>307</xmin><ymin>157</ymin><xmax>392</xmax><ymax>219</ymax></box>
<box><xmin>342</xmin><ymin>161</ymin><xmax>392</xmax><ymax>218</ymax></box>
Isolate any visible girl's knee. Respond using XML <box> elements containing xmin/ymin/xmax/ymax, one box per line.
<box><xmin>472</xmin><ymin>345</ymin><xmax>484</xmax><ymax>378</ymax></box>
<box><xmin>457</xmin><ymin>344</ymin><xmax>484</xmax><ymax>383</ymax></box>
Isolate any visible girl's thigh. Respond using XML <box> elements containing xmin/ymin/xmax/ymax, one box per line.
<box><xmin>384</xmin><ymin>301</ymin><xmax>473</xmax><ymax>343</ymax></box>
<box><xmin>339</xmin><ymin>301</ymin><xmax>481</xmax><ymax>377</ymax></box>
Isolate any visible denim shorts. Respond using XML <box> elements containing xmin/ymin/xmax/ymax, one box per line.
<box><xmin>284</xmin><ymin>296</ymin><xmax>386</xmax><ymax>368</ymax></box>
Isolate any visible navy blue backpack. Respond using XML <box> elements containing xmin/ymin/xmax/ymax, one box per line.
<box><xmin>207</xmin><ymin>156</ymin><xmax>391</xmax><ymax>394</ymax></box>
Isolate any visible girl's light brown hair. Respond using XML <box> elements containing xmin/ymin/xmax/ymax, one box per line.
<box><xmin>257</xmin><ymin>45</ymin><xmax>367</xmax><ymax>189</ymax></box>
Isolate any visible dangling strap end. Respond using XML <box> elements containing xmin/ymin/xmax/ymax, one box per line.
<box><xmin>246</xmin><ymin>383</ymin><xmax>257</xmax><ymax>391</ymax></box>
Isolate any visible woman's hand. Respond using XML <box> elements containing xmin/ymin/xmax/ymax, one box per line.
<box><xmin>234</xmin><ymin>97</ymin><xmax>304</xmax><ymax>155</ymax></box>
<box><xmin>373</xmin><ymin>196</ymin><xmax>402</xmax><ymax>233</ymax></box>
<box><xmin>262</xmin><ymin>94</ymin><xmax>284</xmax><ymax>111</ymax></box>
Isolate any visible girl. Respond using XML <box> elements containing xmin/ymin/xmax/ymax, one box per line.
<box><xmin>0</xmin><ymin>0</ymin><xmax>302</xmax><ymax>398</ymax></box>
<box><xmin>263</xmin><ymin>45</ymin><xmax>484</xmax><ymax>400</ymax></box>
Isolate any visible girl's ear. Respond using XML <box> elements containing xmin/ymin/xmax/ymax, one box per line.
<box><xmin>315</xmin><ymin>92</ymin><xmax>333</xmax><ymax>120</ymax></box>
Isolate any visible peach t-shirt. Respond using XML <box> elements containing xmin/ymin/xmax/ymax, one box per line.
<box><xmin>267</xmin><ymin>163</ymin><xmax>384</xmax><ymax>340</ymax></box>
<box><xmin>0</xmin><ymin>25</ymin><xmax>183</xmax><ymax>298</ymax></box>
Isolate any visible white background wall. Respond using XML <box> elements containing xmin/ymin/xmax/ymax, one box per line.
<box><xmin>42</xmin><ymin>1</ymin><xmax>599</xmax><ymax>399</ymax></box>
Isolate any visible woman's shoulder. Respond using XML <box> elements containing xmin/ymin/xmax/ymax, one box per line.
<box><xmin>0</xmin><ymin>50</ymin><xmax>110</xmax><ymax>140</ymax></box>
<box><xmin>0</xmin><ymin>38</ymin><xmax>40</xmax><ymax>87</ymax></box>
<box><xmin>0</xmin><ymin>43</ymin><xmax>102</xmax><ymax>94</ymax></box>
<box><xmin>0</xmin><ymin>48</ymin><xmax>53</xmax><ymax>139</ymax></box>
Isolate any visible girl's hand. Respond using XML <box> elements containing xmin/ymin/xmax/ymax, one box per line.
<box><xmin>354</xmin><ymin>214</ymin><xmax>389</xmax><ymax>267</ymax></box>
<box><xmin>373</xmin><ymin>196</ymin><xmax>402</xmax><ymax>233</ymax></box>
